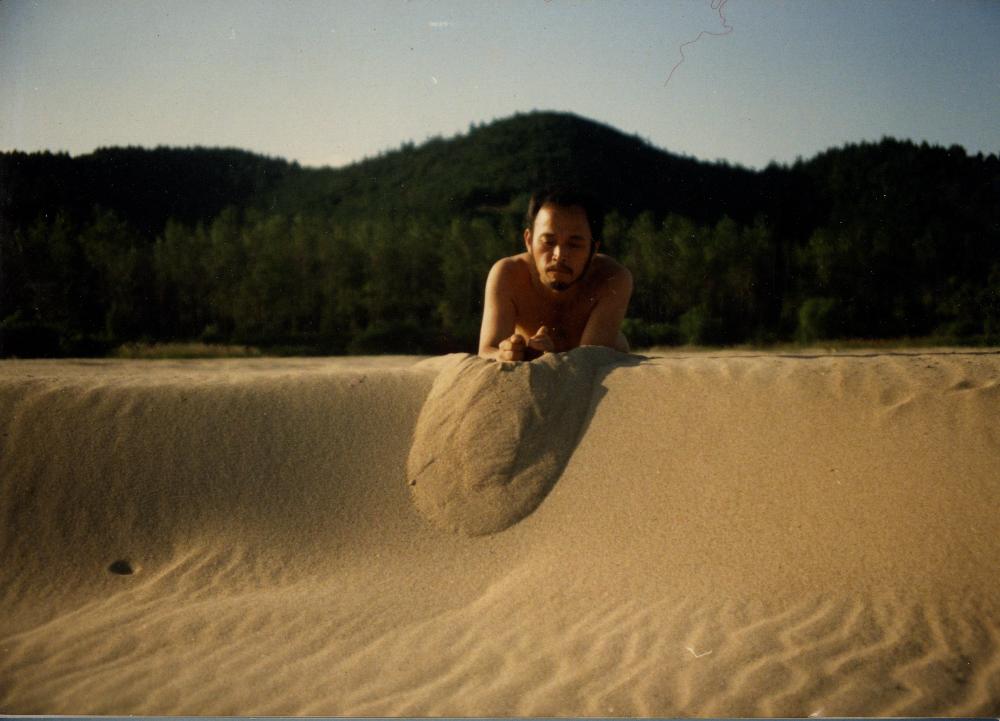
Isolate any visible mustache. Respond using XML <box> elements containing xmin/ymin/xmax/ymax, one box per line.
<box><xmin>546</xmin><ymin>263</ymin><xmax>573</xmax><ymax>273</ymax></box>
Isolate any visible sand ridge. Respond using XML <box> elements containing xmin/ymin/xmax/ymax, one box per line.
<box><xmin>1</xmin><ymin>350</ymin><xmax>998</xmax><ymax>715</ymax></box>
<box><xmin>407</xmin><ymin>347</ymin><xmax>639</xmax><ymax>535</ymax></box>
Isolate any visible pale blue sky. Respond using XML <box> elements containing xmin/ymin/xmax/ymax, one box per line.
<box><xmin>2</xmin><ymin>0</ymin><xmax>998</xmax><ymax>169</ymax></box>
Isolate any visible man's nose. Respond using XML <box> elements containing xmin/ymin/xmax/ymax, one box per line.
<box><xmin>551</xmin><ymin>244</ymin><xmax>562</xmax><ymax>260</ymax></box>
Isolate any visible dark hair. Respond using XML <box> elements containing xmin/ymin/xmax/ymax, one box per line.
<box><xmin>524</xmin><ymin>187</ymin><xmax>604</xmax><ymax>243</ymax></box>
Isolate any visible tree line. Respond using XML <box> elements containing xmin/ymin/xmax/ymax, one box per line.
<box><xmin>2</xmin><ymin>113</ymin><xmax>998</xmax><ymax>356</ymax></box>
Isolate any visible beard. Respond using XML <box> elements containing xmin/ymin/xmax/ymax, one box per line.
<box><xmin>545</xmin><ymin>263</ymin><xmax>573</xmax><ymax>291</ymax></box>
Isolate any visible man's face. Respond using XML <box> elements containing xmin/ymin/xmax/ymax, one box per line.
<box><xmin>524</xmin><ymin>203</ymin><xmax>597</xmax><ymax>292</ymax></box>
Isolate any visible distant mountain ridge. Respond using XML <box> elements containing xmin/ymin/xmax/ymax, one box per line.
<box><xmin>267</xmin><ymin>111</ymin><xmax>763</xmax><ymax>221</ymax></box>
<box><xmin>3</xmin><ymin>111</ymin><xmax>781</xmax><ymax>235</ymax></box>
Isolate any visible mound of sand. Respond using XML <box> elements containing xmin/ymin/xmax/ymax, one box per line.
<box><xmin>1</xmin><ymin>350</ymin><xmax>998</xmax><ymax>715</ymax></box>
<box><xmin>407</xmin><ymin>348</ymin><xmax>634</xmax><ymax>535</ymax></box>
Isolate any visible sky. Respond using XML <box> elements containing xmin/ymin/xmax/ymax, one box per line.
<box><xmin>2</xmin><ymin>0</ymin><xmax>999</xmax><ymax>170</ymax></box>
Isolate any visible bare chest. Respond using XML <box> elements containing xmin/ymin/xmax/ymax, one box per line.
<box><xmin>513</xmin><ymin>292</ymin><xmax>599</xmax><ymax>352</ymax></box>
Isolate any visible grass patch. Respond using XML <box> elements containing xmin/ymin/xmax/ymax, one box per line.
<box><xmin>639</xmin><ymin>335</ymin><xmax>998</xmax><ymax>354</ymax></box>
<box><xmin>113</xmin><ymin>342</ymin><xmax>263</xmax><ymax>359</ymax></box>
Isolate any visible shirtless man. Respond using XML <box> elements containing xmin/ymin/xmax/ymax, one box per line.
<box><xmin>479</xmin><ymin>188</ymin><xmax>633</xmax><ymax>362</ymax></box>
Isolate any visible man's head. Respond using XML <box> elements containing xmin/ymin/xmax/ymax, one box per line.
<box><xmin>523</xmin><ymin>188</ymin><xmax>604</xmax><ymax>292</ymax></box>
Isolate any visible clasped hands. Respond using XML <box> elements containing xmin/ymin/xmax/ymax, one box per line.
<box><xmin>497</xmin><ymin>326</ymin><xmax>554</xmax><ymax>362</ymax></box>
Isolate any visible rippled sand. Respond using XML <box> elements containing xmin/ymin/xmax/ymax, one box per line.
<box><xmin>1</xmin><ymin>349</ymin><xmax>998</xmax><ymax>715</ymax></box>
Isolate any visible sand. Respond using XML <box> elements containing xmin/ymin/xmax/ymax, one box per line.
<box><xmin>409</xmin><ymin>347</ymin><xmax>641</xmax><ymax>535</ymax></box>
<box><xmin>0</xmin><ymin>348</ymin><xmax>998</xmax><ymax>715</ymax></box>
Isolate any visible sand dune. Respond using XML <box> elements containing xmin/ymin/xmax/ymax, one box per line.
<box><xmin>1</xmin><ymin>349</ymin><xmax>998</xmax><ymax>715</ymax></box>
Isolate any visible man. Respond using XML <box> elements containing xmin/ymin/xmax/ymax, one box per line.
<box><xmin>478</xmin><ymin>188</ymin><xmax>633</xmax><ymax>362</ymax></box>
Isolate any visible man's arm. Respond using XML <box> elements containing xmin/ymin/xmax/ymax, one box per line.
<box><xmin>478</xmin><ymin>258</ymin><xmax>524</xmax><ymax>361</ymax></box>
<box><xmin>579</xmin><ymin>265</ymin><xmax>633</xmax><ymax>349</ymax></box>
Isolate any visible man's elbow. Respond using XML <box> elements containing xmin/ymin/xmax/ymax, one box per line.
<box><xmin>478</xmin><ymin>343</ymin><xmax>500</xmax><ymax>361</ymax></box>
<box><xmin>580</xmin><ymin>337</ymin><xmax>621</xmax><ymax>352</ymax></box>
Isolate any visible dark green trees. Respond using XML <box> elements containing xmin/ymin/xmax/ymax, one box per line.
<box><xmin>2</xmin><ymin>115</ymin><xmax>997</xmax><ymax>356</ymax></box>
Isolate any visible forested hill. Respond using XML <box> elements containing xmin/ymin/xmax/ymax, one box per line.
<box><xmin>264</xmin><ymin>112</ymin><xmax>763</xmax><ymax>224</ymax></box>
<box><xmin>2</xmin><ymin>111</ymin><xmax>998</xmax><ymax>356</ymax></box>
<box><xmin>1</xmin><ymin>146</ymin><xmax>295</xmax><ymax>238</ymax></box>
<box><xmin>1</xmin><ymin>112</ymin><xmax>763</xmax><ymax>231</ymax></box>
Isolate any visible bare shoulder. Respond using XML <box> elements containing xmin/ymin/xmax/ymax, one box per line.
<box><xmin>589</xmin><ymin>254</ymin><xmax>633</xmax><ymax>294</ymax></box>
<box><xmin>488</xmin><ymin>253</ymin><xmax>532</xmax><ymax>288</ymax></box>
<box><xmin>591</xmin><ymin>253</ymin><xmax>629</xmax><ymax>273</ymax></box>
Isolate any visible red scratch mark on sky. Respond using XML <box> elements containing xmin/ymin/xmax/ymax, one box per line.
<box><xmin>665</xmin><ymin>0</ymin><xmax>733</xmax><ymax>87</ymax></box>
